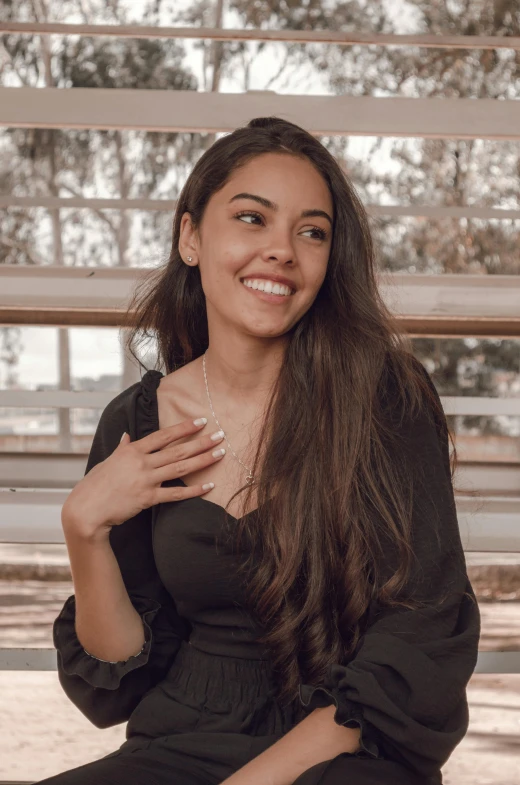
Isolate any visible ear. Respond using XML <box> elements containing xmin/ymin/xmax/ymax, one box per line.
<box><xmin>179</xmin><ymin>212</ymin><xmax>199</xmax><ymax>266</ymax></box>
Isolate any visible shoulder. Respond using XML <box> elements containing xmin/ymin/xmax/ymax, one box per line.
<box><xmin>379</xmin><ymin>351</ymin><xmax>441</xmax><ymax>417</ymax></box>
<box><xmin>159</xmin><ymin>357</ymin><xmax>201</xmax><ymax>395</ymax></box>
<box><xmin>155</xmin><ymin>359</ymin><xmax>206</xmax><ymax>423</ymax></box>
<box><xmin>85</xmin><ymin>370</ymin><xmax>163</xmax><ymax>474</ymax></box>
<box><xmin>377</xmin><ymin>352</ymin><xmax>449</xmax><ymax>468</ymax></box>
<box><xmin>96</xmin><ymin>370</ymin><xmax>163</xmax><ymax>443</ymax></box>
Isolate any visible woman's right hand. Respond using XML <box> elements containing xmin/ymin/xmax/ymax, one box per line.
<box><xmin>61</xmin><ymin>419</ymin><xmax>226</xmax><ymax>541</ymax></box>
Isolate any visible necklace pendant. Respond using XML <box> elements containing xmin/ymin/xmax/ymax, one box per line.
<box><xmin>246</xmin><ymin>472</ymin><xmax>255</xmax><ymax>485</ymax></box>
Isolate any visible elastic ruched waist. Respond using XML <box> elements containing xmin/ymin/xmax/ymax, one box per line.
<box><xmin>165</xmin><ymin>640</ymin><xmax>277</xmax><ymax>705</ymax></box>
<box><xmin>126</xmin><ymin>640</ymin><xmax>305</xmax><ymax>741</ymax></box>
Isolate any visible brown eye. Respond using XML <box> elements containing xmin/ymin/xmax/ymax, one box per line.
<box><xmin>234</xmin><ymin>211</ymin><xmax>263</xmax><ymax>225</ymax></box>
<box><xmin>303</xmin><ymin>227</ymin><xmax>328</xmax><ymax>241</ymax></box>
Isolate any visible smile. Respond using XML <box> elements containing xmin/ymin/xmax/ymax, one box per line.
<box><xmin>241</xmin><ymin>278</ymin><xmax>294</xmax><ymax>298</ymax></box>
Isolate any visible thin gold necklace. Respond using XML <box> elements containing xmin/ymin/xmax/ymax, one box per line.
<box><xmin>202</xmin><ymin>352</ymin><xmax>255</xmax><ymax>486</ymax></box>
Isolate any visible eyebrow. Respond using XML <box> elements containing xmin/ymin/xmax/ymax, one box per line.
<box><xmin>228</xmin><ymin>192</ymin><xmax>333</xmax><ymax>226</ymax></box>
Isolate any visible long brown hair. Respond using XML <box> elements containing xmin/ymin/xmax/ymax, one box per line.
<box><xmin>124</xmin><ymin>116</ymin><xmax>460</xmax><ymax>705</ymax></box>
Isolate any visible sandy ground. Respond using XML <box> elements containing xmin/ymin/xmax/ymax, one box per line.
<box><xmin>1</xmin><ymin>579</ymin><xmax>519</xmax><ymax>783</ymax></box>
<box><xmin>1</xmin><ymin>672</ymin><xmax>519</xmax><ymax>784</ymax></box>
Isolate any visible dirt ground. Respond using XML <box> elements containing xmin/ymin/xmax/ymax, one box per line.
<box><xmin>1</xmin><ymin>579</ymin><xmax>519</xmax><ymax>784</ymax></box>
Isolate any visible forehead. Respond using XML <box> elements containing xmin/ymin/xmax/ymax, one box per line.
<box><xmin>213</xmin><ymin>153</ymin><xmax>333</xmax><ymax>210</ymax></box>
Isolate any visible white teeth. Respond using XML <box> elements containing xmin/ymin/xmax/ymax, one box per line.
<box><xmin>242</xmin><ymin>279</ymin><xmax>292</xmax><ymax>296</ymax></box>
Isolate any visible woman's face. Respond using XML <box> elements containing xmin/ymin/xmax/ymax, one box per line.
<box><xmin>179</xmin><ymin>152</ymin><xmax>333</xmax><ymax>339</ymax></box>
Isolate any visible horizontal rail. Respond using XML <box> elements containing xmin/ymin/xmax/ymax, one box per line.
<box><xmin>458</xmin><ymin>462</ymin><xmax>520</xmax><ymax>498</ymax></box>
<box><xmin>4</xmin><ymin>309</ymin><xmax>519</xmax><ymax>335</ymax></box>
<box><xmin>455</xmin><ymin>496</ymin><xmax>520</xmax><ymax>552</ymax></box>
<box><xmin>0</xmin><ymin>389</ymin><xmax>114</xmax><ymax>408</ymax></box>
<box><xmin>1</xmin><ymin>267</ymin><xmax>519</xmax><ymax>335</ymax></box>
<box><xmin>1</xmin><ymin>389</ymin><xmax>519</xmax><ymax>416</ymax></box>
<box><xmin>0</xmin><ymin>454</ymin><xmax>85</xmax><ymax>490</ymax></box>
<box><xmin>0</xmin><ymin>780</ymin><xmax>33</xmax><ymax>784</ymax></box>
<box><xmin>0</xmin><ymin>648</ymin><xmax>58</xmax><ymax>671</ymax></box>
<box><xmin>1</xmin><ymin>489</ymin><xmax>518</xmax><ymax>549</ymax></box>
<box><xmin>441</xmin><ymin>397</ymin><xmax>520</xmax><ymax>417</ymax></box>
<box><xmin>3</xmin><ymin>195</ymin><xmax>520</xmax><ymax>221</ymax></box>
<box><xmin>0</xmin><ymin>489</ymin><xmax>69</xmax><ymax>543</ymax></box>
<box><xmin>2</xmin><ymin>456</ymin><xmax>519</xmax><ymax>495</ymax></box>
<box><xmin>0</xmin><ymin>647</ymin><xmax>515</xmax><ymax>672</ymax></box>
<box><xmin>2</xmin><ymin>87</ymin><xmax>520</xmax><ymax>140</ymax></box>
<box><xmin>1</xmin><ymin>22</ymin><xmax>520</xmax><ymax>51</ymax></box>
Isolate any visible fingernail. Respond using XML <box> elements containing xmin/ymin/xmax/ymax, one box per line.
<box><xmin>193</xmin><ymin>417</ymin><xmax>207</xmax><ymax>426</ymax></box>
<box><xmin>212</xmin><ymin>447</ymin><xmax>226</xmax><ymax>458</ymax></box>
<box><xmin>210</xmin><ymin>430</ymin><xmax>225</xmax><ymax>441</ymax></box>
<box><xmin>202</xmin><ymin>482</ymin><xmax>215</xmax><ymax>491</ymax></box>
<box><xmin>120</xmin><ymin>431</ymin><xmax>127</xmax><ymax>442</ymax></box>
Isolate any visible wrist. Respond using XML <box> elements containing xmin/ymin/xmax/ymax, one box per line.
<box><xmin>61</xmin><ymin>511</ymin><xmax>111</xmax><ymax>545</ymax></box>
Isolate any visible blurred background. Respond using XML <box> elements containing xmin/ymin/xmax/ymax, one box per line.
<box><xmin>0</xmin><ymin>1</ymin><xmax>519</xmax><ymax>783</ymax></box>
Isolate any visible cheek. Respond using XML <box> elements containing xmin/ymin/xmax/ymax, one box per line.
<box><xmin>304</xmin><ymin>263</ymin><xmax>328</xmax><ymax>296</ymax></box>
<box><xmin>219</xmin><ymin>252</ymin><xmax>256</xmax><ymax>289</ymax></box>
<box><xmin>200</xmin><ymin>251</ymin><xmax>249</xmax><ymax>303</ymax></box>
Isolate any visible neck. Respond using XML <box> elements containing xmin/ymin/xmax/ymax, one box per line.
<box><xmin>201</xmin><ymin>339</ymin><xmax>286</xmax><ymax>411</ymax></box>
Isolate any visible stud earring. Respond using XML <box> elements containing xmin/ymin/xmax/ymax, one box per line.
<box><xmin>187</xmin><ymin>256</ymin><xmax>193</xmax><ymax>262</ymax></box>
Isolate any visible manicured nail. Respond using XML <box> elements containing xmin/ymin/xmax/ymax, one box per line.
<box><xmin>202</xmin><ymin>482</ymin><xmax>215</xmax><ymax>491</ymax></box>
<box><xmin>212</xmin><ymin>447</ymin><xmax>226</xmax><ymax>458</ymax></box>
<box><xmin>120</xmin><ymin>431</ymin><xmax>127</xmax><ymax>442</ymax></box>
<box><xmin>210</xmin><ymin>430</ymin><xmax>225</xmax><ymax>441</ymax></box>
<box><xmin>193</xmin><ymin>417</ymin><xmax>207</xmax><ymax>426</ymax></box>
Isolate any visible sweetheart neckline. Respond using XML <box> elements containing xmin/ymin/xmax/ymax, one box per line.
<box><xmin>176</xmin><ymin>478</ymin><xmax>259</xmax><ymax>521</ymax></box>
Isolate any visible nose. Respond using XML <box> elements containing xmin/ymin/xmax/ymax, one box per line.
<box><xmin>260</xmin><ymin>225</ymin><xmax>295</xmax><ymax>265</ymax></box>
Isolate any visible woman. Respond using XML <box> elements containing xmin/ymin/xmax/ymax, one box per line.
<box><xmin>39</xmin><ymin>116</ymin><xmax>480</xmax><ymax>785</ymax></box>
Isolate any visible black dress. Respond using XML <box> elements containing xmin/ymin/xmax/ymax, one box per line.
<box><xmin>36</xmin><ymin>367</ymin><xmax>480</xmax><ymax>785</ymax></box>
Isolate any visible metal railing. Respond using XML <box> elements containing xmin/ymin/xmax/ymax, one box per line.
<box><xmin>2</xmin><ymin>86</ymin><xmax>520</xmax><ymax>140</ymax></box>
<box><xmin>1</xmin><ymin>267</ymin><xmax>520</xmax><ymax>335</ymax></box>
<box><xmin>2</xmin><ymin>21</ymin><xmax>520</xmax><ymax>51</ymax></box>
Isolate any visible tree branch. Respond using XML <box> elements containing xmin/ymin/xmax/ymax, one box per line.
<box><xmin>0</xmin><ymin>235</ymin><xmax>46</xmax><ymax>265</ymax></box>
<box><xmin>59</xmin><ymin>183</ymin><xmax>117</xmax><ymax>233</ymax></box>
<box><xmin>264</xmin><ymin>47</ymin><xmax>292</xmax><ymax>90</ymax></box>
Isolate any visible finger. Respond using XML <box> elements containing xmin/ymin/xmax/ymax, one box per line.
<box><xmin>152</xmin><ymin>480</ymin><xmax>215</xmax><ymax>506</ymax></box>
<box><xmin>147</xmin><ymin>430</ymin><xmax>225</xmax><ymax>469</ymax></box>
<box><xmin>153</xmin><ymin>446</ymin><xmax>226</xmax><ymax>485</ymax></box>
<box><xmin>134</xmin><ymin>417</ymin><xmax>208</xmax><ymax>454</ymax></box>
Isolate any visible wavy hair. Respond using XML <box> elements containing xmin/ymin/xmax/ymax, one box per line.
<box><xmin>123</xmin><ymin>116</ymin><xmax>460</xmax><ymax>705</ymax></box>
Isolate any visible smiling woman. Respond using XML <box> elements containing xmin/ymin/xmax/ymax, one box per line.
<box><xmin>178</xmin><ymin>151</ymin><xmax>334</xmax><ymax>339</ymax></box>
<box><xmin>42</xmin><ymin>116</ymin><xmax>480</xmax><ymax>785</ymax></box>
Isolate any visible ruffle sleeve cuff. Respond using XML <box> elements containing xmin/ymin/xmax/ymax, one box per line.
<box><xmin>299</xmin><ymin>666</ymin><xmax>381</xmax><ymax>760</ymax></box>
<box><xmin>53</xmin><ymin>594</ymin><xmax>162</xmax><ymax>691</ymax></box>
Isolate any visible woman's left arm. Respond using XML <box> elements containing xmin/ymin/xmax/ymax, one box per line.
<box><xmin>223</xmin><ymin>363</ymin><xmax>481</xmax><ymax>785</ymax></box>
<box><xmin>221</xmin><ymin>704</ymin><xmax>360</xmax><ymax>785</ymax></box>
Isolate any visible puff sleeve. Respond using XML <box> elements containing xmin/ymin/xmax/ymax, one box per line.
<box><xmin>53</xmin><ymin>370</ymin><xmax>190</xmax><ymax>729</ymax></box>
<box><xmin>299</xmin><ymin>361</ymin><xmax>481</xmax><ymax>779</ymax></box>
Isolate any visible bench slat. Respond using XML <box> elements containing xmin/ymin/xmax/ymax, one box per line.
<box><xmin>1</xmin><ymin>647</ymin><xmax>519</xmax><ymax>673</ymax></box>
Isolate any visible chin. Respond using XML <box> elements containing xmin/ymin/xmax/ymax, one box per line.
<box><xmin>254</xmin><ymin>328</ymin><xmax>291</xmax><ymax>340</ymax></box>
